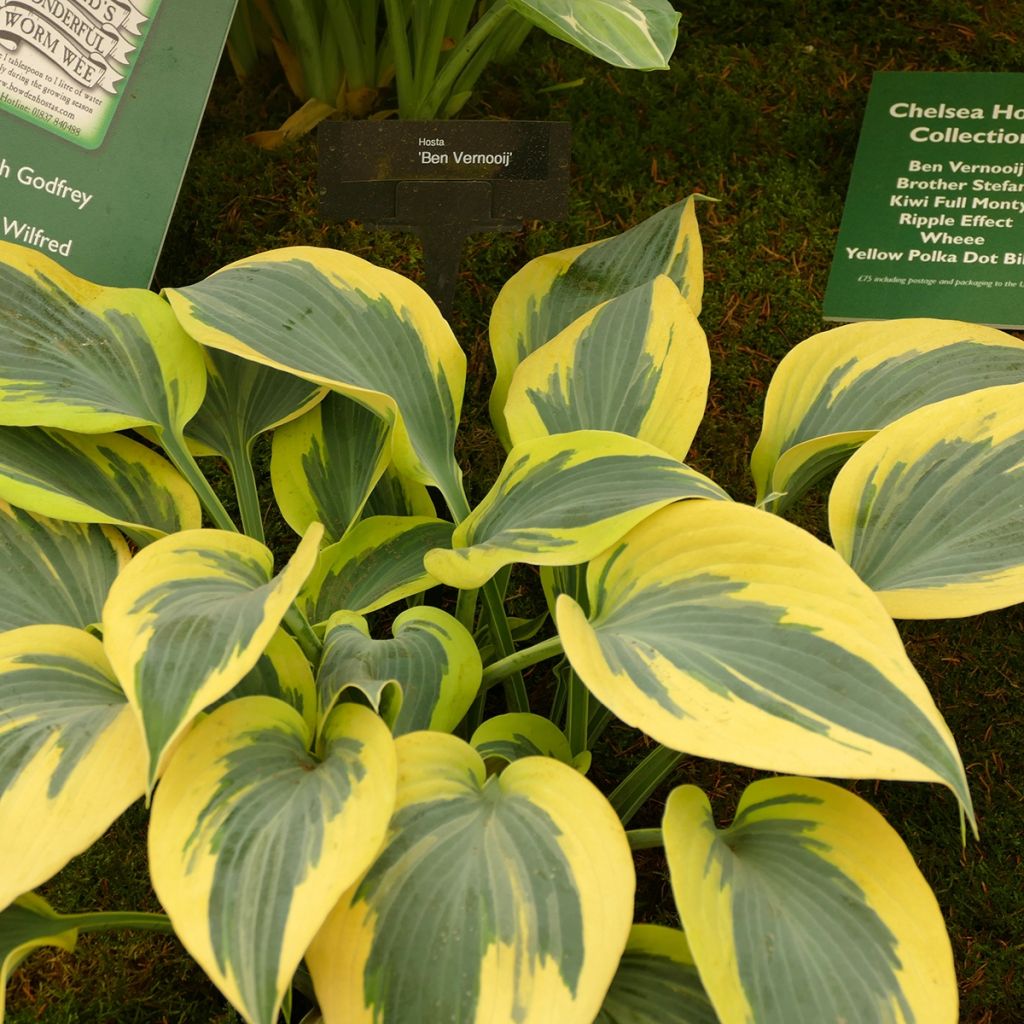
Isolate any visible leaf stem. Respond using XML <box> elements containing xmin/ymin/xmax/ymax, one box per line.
<box><xmin>626</xmin><ymin>828</ymin><xmax>664</xmax><ymax>852</ymax></box>
<box><xmin>481</xmin><ymin>634</ymin><xmax>563</xmax><ymax>690</ymax></box>
<box><xmin>480</xmin><ymin>579</ymin><xmax>529</xmax><ymax>712</ymax></box>
<box><xmin>383</xmin><ymin>0</ymin><xmax>416</xmax><ymax>117</ymax></box>
<box><xmin>229</xmin><ymin>451</ymin><xmax>265</xmax><ymax>542</ymax></box>
<box><xmin>284</xmin><ymin>604</ymin><xmax>322</xmax><ymax>667</ymax></box>
<box><xmin>156</xmin><ymin>429</ymin><xmax>238</xmax><ymax>532</ymax></box>
<box><xmin>565</xmin><ymin>669</ymin><xmax>589</xmax><ymax>757</ymax></box>
<box><xmin>415</xmin><ymin>0</ymin><xmax>517</xmax><ymax>118</ymax></box>
<box><xmin>59</xmin><ymin>910</ymin><xmax>176</xmax><ymax>935</ymax></box>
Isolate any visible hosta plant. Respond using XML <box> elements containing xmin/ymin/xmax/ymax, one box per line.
<box><xmin>1</xmin><ymin>197</ymin><xmax>1023</xmax><ymax>1024</ymax></box>
<box><xmin>229</xmin><ymin>0</ymin><xmax>680</xmax><ymax>144</ymax></box>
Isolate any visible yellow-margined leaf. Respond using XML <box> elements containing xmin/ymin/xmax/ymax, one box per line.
<box><xmin>307</xmin><ymin>732</ymin><xmax>634</xmax><ymax>1024</ymax></box>
<box><xmin>361</xmin><ymin>463</ymin><xmax>436</xmax><ymax>520</ymax></box>
<box><xmin>830</xmin><ymin>383</ymin><xmax>1024</xmax><ymax>618</ymax></box>
<box><xmin>424</xmin><ymin>430</ymin><xmax>728</xmax><ymax>590</ymax></box>
<box><xmin>0</xmin><ymin>242</ymin><xmax>206</xmax><ymax>436</ymax></box>
<box><xmin>555</xmin><ymin>500</ymin><xmax>972</xmax><ymax>818</ymax></box>
<box><xmin>164</xmin><ymin>248</ymin><xmax>466</xmax><ymax>506</ymax></box>
<box><xmin>595</xmin><ymin>924</ymin><xmax>719</xmax><ymax>1024</ymax></box>
<box><xmin>318</xmin><ymin>607</ymin><xmax>481</xmax><ymax>735</ymax></box>
<box><xmin>470</xmin><ymin>713</ymin><xmax>575</xmax><ymax>769</ymax></box>
<box><xmin>209</xmin><ymin>629</ymin><xmax>317</xmax><ymax>734</ymax></box>
<box><xmin>0</xmin><ymin>500</ymin><xmax>129</xmax><ymax>631</ymax></box>
<box><xmin>750</xmin><ymin>319</ymin><xmax>1024</xmax><ymax>511</ymax></box>
<box><xmin>663</xmin><ymin>778</ymin><xmax>957</xmax><ymax>1024</ymax></box>
<box><xmin>0</xmin><ymin>425</ymin><xmax>201</xmax><ymax>541</ymax></box>
<box><xmin>490</xmin><ymin>198</ymin><xmax>705</xmax><ymax>445</ymax></box>
<box><xmin>102</xmin><ymin>525</ymin><xmax>323</xmax><ymax>788</ymax></box>
<box><xmin>300</xmin><ymin>516</ymin><xmax>454</xmax><ymax>625</ymax></box>
<box><xmin>0</xmin><ymin>626</ymin><xmax>147</xmax><ymax>911</ymax></box>
<box><xmin>187</xmin><ymin>347</ymin><xmax>326</xmax><ymax>459</ymax></box>
<box><xmin>505</xmin><ymin>276</ymin><xmax>709</xmax><ymax>459</ymax></box>
<box><xmin>150</xmin><ymin>697</ymin><xmax>397</xmax><ymax>1024</ymax></box>
<box><xmin>271</xmin><ymin>391</ymin><xmax>391</xmax><ymax>543</ymax></box>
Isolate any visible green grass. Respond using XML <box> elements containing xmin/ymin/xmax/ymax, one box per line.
<box><xmin>7</xmin><ymin>1</ymin><xmax>1024</xmax><ymax>1021</ymax></box>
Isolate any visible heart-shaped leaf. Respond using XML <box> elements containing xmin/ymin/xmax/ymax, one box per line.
<box><xmin>150</xmin><ymin>697</ymin><xmax>396</xmax><ymax>1024</ymax></box>
<box><xmin>307</xmin><ymin>732</ymin><xmax>634</xmax><ymax>1024</ymax></box>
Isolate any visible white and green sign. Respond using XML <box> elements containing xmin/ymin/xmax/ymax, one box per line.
<box><xmin>0</xmin><ymin>0</ymin><xmax>235</xmax><ymax>286</ymax></box>
<box><xmin>825</xmin><ymin>71</ymin><xmax>1024</xmax><ymax>328</ymax></box>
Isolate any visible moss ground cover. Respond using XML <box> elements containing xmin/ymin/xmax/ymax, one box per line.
<box><xmin>7</xmin><ymin>2</ymin><xmax>1023</xmax><ymax>1021</ymax></box>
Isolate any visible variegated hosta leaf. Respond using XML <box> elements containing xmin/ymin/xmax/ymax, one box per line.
<box><xmin>186</xmin><ymin>347</ymin><xmax>326</xmax><ymax>457</ymax></box>
<box><xmin>0</xmin><ymin>241</ymin><xmax>206</xmax><ymax>435</ymax></box>
<box><xmin>423</xmin><ymin>430</ymin><xmax>729</xmax><ymax>590</ymax></box>
<box><xmin>185</xmin><ymin>347</ymin><xmax>325</xmax><ymax>526</ymax></box>
<box><xmin>595</xmin><ymin>925</ymin><xmax>719</xmax><ymax>1024</ymax></box>
<box><xmin>0</xmin><ymin>500</ymin><xmax>129</xmax><ymax>631</ymax></box>
<box><xmin>307</xmin><ymin>732</ymin><xmax>635</xmax><ymax>1024</ymax></box>
<box><xmin>208</xmin><ymin>629</ymin><xmax>317</xmax><ymax>734</ymax></box>
<box><xmin>300</xmin><ymin>516</ymin><xmax>454</xmax><ymax>626</ymax></box>
<box><xmin>504</xmin><ymin>276</ymin><xmax>710</xmax><ymax>460</ymax></box>
<box><xmin>489</xmin><ymin>198</ymin><xmax>704</xmax><ymax>444</ymax></box>
<box><xmin>0</xmin><ymin>626</ymin><xmax>147</xmax><ymax>911</ymax></box>
<box><xmin>102</xmin><ymin>524</ymin><xmax>323</xmax><ymax>787</ymax></box>
<box><xmin>555</xmin><ymin>500</ymin><xmax>972</xmax><ymax>817</ymax></box>
<box><xmin>164</xmin><ymin>248</ymin><xmax>466</xmax><ymax>505</ymax></box>
<box><xmin>0</xmin><ymin>425</ymin><xmax>201</xmax><ymax>540</ymax></box>
<box><xmin>271</xmin><ymin>390</ymin><xmax>391</xmax><ymax>543</ymax></box>
<box><xmin>663</xmin><ymin>778</ymin><xmax>957</xmax><ymax>1024</ymax></box>
<box><xmin>507</xmin><ymin>0</ymin><xmax>679</xmax><ymax>69</ymax></box>
<box><xmin>149</xmin><ymin>697</ymin><xmax>397</xmax><ymax>1024</ymax></box>
<box><xmin>750</xmin><ymin>319</ymin><xmax>1024</xmax><ymax>511</ymax></box>
<box><xmin>830</xmin><ymin>383</ymin><xmax>1024</xmax><ymax>619</ymax></box>
<box><xmin>470</xmin><ymin>712</ymin><xmax>575</xmax><ymax>768</ymax></box>
<box><xmin>1</xmin><ymin>893</ymin><xmax>79</xmax><ymax>1018</ymax></box>
<box><xmin>361</xmin><ymin>463</ymin><xmax>436</xmax><ymax>520</ymax></box>
<box><xmin>318</xmin><ymin>607</ymin><xmax>481</xmax><ymax>735</ymax></box>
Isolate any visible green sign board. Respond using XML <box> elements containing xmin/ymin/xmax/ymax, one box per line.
<box><xmin>824</xmin><ymin>71</ymin><xmax>1024</xmax><ymax>328</ymax></box>
<box><xmin>0</xmin><ymin>0</ymin><xmax>236</xmax><ymax>286</ymax></box>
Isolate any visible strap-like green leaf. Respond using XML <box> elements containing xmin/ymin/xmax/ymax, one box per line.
<box><xmin>490</xmin><ymin>198</ymin><xmax>704</xmax><ymax>444</ymax></box>
<box><xmin>307</xmin><ymin>732</ymin><xmax>634</xmax><ymax>1024</ymax></box>
<box><xmin>0</xmin><ymin>500</ymin><xmax>128</xmax><ymax>631</ymax></box>
<box><xmin>300</xmin><ymin>516</ymin><xmax>454</xmax><ymax>625</ymax></box>
<box><xmin>595</xmin><ymin>925</ymin><xmax>719</xmax><ymax>1024</ymax></box>
<box><xmin>0</xmin><ymin>242</ymin><xmax>205</xmax><ymax>436</ymax></box>
<box><xmin>0</xmin><ymin>425</ymin><xmax>201</xmax><ymax>540</ymax></box>
<box><xmin>750</xmin><ymin>319</ymin><xmax>1024</xmax><ymax>511</ymax></box>
<box><xmin>0</xmin><ymin>626</ymin><xmax>147</xmax><ymax>911</ymax></box>
<box><xmin>555</xmin><ymin>500</ymin><xmax>972</xmax><ymax>819</ymax></box>
<box><xmin>424</xmin><ymin>430</ymin><xmax>729</xmax><ymax>589</ymax></box>
<box><xmin>830</xmin><ymin>383</ymin><xmax>1024</xmax><ymax>619</ymax></box>
<box><xmin>271</xmin><ymin>391</ymin><xmax>391</xmax><ymax>543</ymax></box>
<box><xmin>663</xmin><ymin>778</ymin><xmax>957</xmax><ymax>1024</ymax></box>
<box><xmin>318</xmin><ymin>607</ymin><xmax>481</xmax><ymax>735</ymax></box>
<box><xmin>505</xmin><ymin>277</ymin><xmax>710</xmax><ymax>460</ymax></box>
<box><xmin>1</xmin><ymin>893</ymin><xmax>78</xmax><ymax>1020</ymax></box>
<box><xmin>149</xmin><ymin>697</ymin><xmax>397</xmax><ymax>1024</ymax></box>
<box><xmin>165</xmin><ymin>248</ymin><xmax>466</xmax><ymax>505</ymax></box>
<box><xmin>507</xmin><ymin>0</ymin><xmax>679</xmax><ymax>69</ymax></box>
<box><xmin>102</xmin><ymin>525</ymin><xmax>323</xmax><ymax>788</ymax></box>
